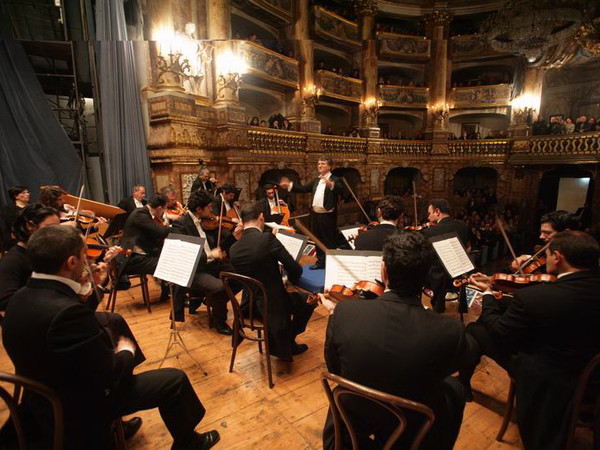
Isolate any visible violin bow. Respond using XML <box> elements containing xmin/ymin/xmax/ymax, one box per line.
<box><xmin>518</xmin><ymin>241</ymin><xmax>551</xmax><ymax>273</ymax></box>
<box><xmin>216</xmin><ymin>192</ymin><xmax>226</xmax><ymax>249</ymax></box>
<box><xmin>274</xmin><ymin>186</ymin><xmax>283</xmax><ymax>215</ymax></box>
<box><xmin>495</xmin><ymin>215</ymin><xmax>524</xmax><ymax>275</ymax></box>
<box><xmin>340</xmin><ymin>177</ymin><xmax>371</xmax><ymax>224</ymax></box>
<box><xmin>412</xmin><ymin>180</ymin><xmax>418</xmax><ymax>228</ymax></box>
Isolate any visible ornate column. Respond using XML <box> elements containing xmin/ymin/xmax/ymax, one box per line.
<box><xmin>208</xmin><ymin>0</ymin><xmax>246</xmax><ymax>124</ymax></box>
<box><xmin>425</xmin><ymin>10</ymin><xmax>452</xmax><ymax>141</ymax></box>
<box><xmin>509</xmin><ymin>65</ymin><xmax>544</xmax><ymax>137</ymax></box>
<box><xmin>292</xmin><ymin>0</ymin><xmax>321</xmax><ymax>133</ymax></box>
<box><xmin>357</xmin><ymin>0</ymin><xmax>380</xmax><ymax>138</ymax></box>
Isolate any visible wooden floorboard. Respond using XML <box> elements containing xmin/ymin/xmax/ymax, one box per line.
<box><xmin>0</xmin><ymin>278</ymin><xmax>594</xmax><ymax>449</ymax></box>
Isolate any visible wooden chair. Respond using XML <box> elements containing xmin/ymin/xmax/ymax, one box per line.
<box><xmin>220</xmin><ymin>271</ymin><xmax>274</xmax><ymax>389</ymax></box>
<box><xmin>105</xmin><ymin>258</ymin><xmax>152</xmax><ymax>313</ymax></box>
<box><xmin>497</xmin><ymin>353</ymin><xmax>600</xmax><ymax>446</ymax></box>
<box><xmin>0</xmin><ymin>371</ymin><xmax>63</xmax><ymax>450</ymax></box>
<box><xmin>321</xmin><ymin>371</ymin><xmax>435</xmax><ymax>450</ymax></box>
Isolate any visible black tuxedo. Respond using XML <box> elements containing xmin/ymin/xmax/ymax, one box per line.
<box><xmin>353</xmin><ymin>223</ymin><xmax>397</xmax><ymax>251</ymax></box>
<box><xmin>191</xmin><ymin>177</ymin><xmax>216</xmax><ymax>193</ymax></box>
<box><xmin>421</xmin><ymin>217</ymin><xmax>470</xmax><ymax>312</ymax></box>
<box><xmin>292</xmin><ymin>174</ymin><xmax>345</xmax><ymax>266</ymax></box>
<box><xmin>257</xmin><ymin>197</ymin><xmax>284</xmax><ymax>225</ymax></box>
<box><xmin>1</xmin><ymin>278</ymin><xmax>205</xmax><ymax>449</ymax></box>
<box><xmin>119</xmin><ymin>206</ymin><xmax>170</xmax><ymax>276</ymax></box>
<box><xmin>170</xmin><ymin>213</ymin><xmax>233</xmax><ymax>323</ymax></box>
<box><xmin>462</xmin><ymin>271</ymin><xmax>600</xmax><ymax>450</ymax></box>
<box><xmin>229</xmin><ymin>228</ymin><xmax>315</xmax><ymax>360</ymax></box>
<box><xmin>0</xmin><ymin>245</ymin><xmax>29</xmax><ymax>310</ymax></box>
<box><xmin>117</xmin><ymin>196</ymin><xmax>146</xmax><ymax>214</ymax></box>
<box><xmin>1</xmin><ymin>203</ymin><xmax>22</xmax><ymax>250</ymax></box>
<box><xmin>323</xmin><ymin>290</ymin><xmax>467</xmax><ymax>449</ymax></box>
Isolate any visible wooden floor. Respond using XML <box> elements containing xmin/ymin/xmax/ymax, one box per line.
<box><xmin>0</xmin><ymin>279</ymin><xmax>593</xmax><ymax>449</ymax></box>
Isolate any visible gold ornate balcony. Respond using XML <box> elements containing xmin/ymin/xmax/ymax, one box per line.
<box><xmin>232</xmin><ymin>0</ymin><xmax>292</xmax><ymax>26</ymax></box>
<box><xmin>239</xmin><ymin>41</ymin><xmax>299</xmax><ymax>89</ymax></box>
<box><xmin>378</xmin><ymin>32</ymin><xmax>430</xmax><ymax>59</ymax></box>
<box><xmin>450</xmin><ymin>84</ymin><xmax>512</xmax><ymax>108</ymax></box>
<box><xmin>511</xmin><ymin>132</ymin><xmax>600</xmax><ymax>164</ymax></box>
<box><xmin>320</xmin><ymin>135</ymin><xmax>367</xmax><ymax>155</ymax></box>
<box><xmin>247</xmin><ymin>128</ymin><xmax>306</xmax><ymax>156</ymax></box>
<box><xmin>379</xmin><ymin>139</ymin><xmax>432</xmax><ymax>156</ymax></box>
<box><xmin>448</xmin><ymin>139</ymin><xmax>511</xmax><ymax>157</ymax></box>
<box><xmin>450</xmin><ymin>34</ymin><xmax>511</xmax><ymax>60</ymax></box>
<box><xmin>315</xmin><ymin>70</ymin><xmax>362</xmax><ymax>103</ymax></box>
<box><xmin>312</xmin><ymin>6</ymin><xmax>360</xmax><ymax>49</ymax></box>
<box><xmin>379</xmin><ymin>85</ymin><xmax>429</xmax><ymax>108</ymax></box>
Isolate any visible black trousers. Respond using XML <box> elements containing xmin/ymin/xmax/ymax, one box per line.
<box><xmin>310</xmin><ymin>211</ymin><xmax>337</xmax><ymax>266</ymax></box>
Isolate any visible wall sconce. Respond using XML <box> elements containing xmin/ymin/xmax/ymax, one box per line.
<box><xmin>511</xmin><ymin>93</ymin><xmax>540</xmax><ymax>125</ymax></box>
<box><xmin>301</xmin><ymin>84</ymin><xmax>322</xmax><ymax>116</ymax></box>
<box><xmin>216</xmin><ymin>50</ymin><xmax>247</xmax><ymax>100</ymax></box>
<box><xmin>429</xmin><ymin>102</ymin><xmax>450</xmax><ymax>129</ymax></box>
<box><xmin>362</xmin><ymin>97</ymin><xmax>382</xmax><ymax>126</ymax></box>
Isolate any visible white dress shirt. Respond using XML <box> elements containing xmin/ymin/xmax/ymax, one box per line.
<box><xmin>312</xmin><ymin>172</ymin><xmax>334</xmax><ymax>213</ymax></box>
<box><xmin>31</xmin><ymin>272</ymin><xmax>92</xmax><ymax>297</ymax></box>
<box><xmin>189</xmin><ymin>211</ymin><xmax>214</xmax><ymax>262</ymax></box>
<box><xmin>134</xmin><ymin>197</ymin><xmax>144</xmax><ymax>208</ymax></box>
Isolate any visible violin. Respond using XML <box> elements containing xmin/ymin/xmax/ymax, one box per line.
<box><xmin>199</xmin><ymin>213</ymin><xmax>237</xmax><ymax>231</ymax></box>
<box><xmin>166</xmin><ymin>201</ymin><xmax>187</xmax><ymax>217</ymax></box>
<box><xmin>327</xmin><ymin>280</ymin><xmax>385</xmax><ymax>302</ymax></box>
<box><xmin>453</xmin><ymin>272</ymin><xmax>556</xmax><ymax>294</ymax></box>
<box><xmin>347</xmin><ymin>221</ymin><xmax>379</xmax><ymax>243</ymax></box>
<box><xmin>404</xmin><ymin>222</ymin><xmax>436</xmax><ymax>231</ymax></box>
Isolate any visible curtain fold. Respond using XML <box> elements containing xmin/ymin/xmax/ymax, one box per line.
<box><xmin>95</xmin><ymin>0</ymin><xmax>152</xmax><ymax>203</ymax></box>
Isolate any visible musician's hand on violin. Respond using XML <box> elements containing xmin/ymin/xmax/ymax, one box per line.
<box><xmin>116</xmin><ymin>336</ymin><xmax>136</xmax><ymax>355</ymax></box>
<box><xmin>91</xmin><ymin>262</ymin><xmax>109</xmax><ymax>286</ymax></box>
<box><xmin>210</xmin><ymin>247</ymin><xmax>224</xmax><ymax>260</ymax></box>
<box><xmin>510</xmin><ymin>254</ymin><xmax>531</xmax><ymax>271</ymax></box>
<box><xmin>317</xmin><ymin>293</ymin><xmax>336</xmax><ymax>313</ymax></box>
<box><xmin>103</xmin><ymin>246</ymin><xmax>122</xmax><ymax>264</ymax></box>
<box><xmin>97</xmin><ymin>216</ymin><xmax>108</xmax><ymax>224</ymax></box>
<box><xmin>468</xmin><ymin>272</ymin><xmax>491</xmax><ymax>292</ymax></box>
<box><xmin>278</xmin><ymin>199</ymin><xmax>287</xmax><ymax>206</ymax></box>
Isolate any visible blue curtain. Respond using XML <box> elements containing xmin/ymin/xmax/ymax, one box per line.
<box><xmin>95</xmin><ymin>0</ymin><xmax>152</xmax><ymax>203</ymax></box>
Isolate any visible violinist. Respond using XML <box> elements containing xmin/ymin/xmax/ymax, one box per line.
<box><xmin>191</xmin><ymin>167</ymin><xmax>217</xmax><ymax>193</ymax></box>
<box><xmin>170</xmin><ymin>190</ymin><xmax>240</xmax><ymax>335</ymax></box>
<box><xmin>459</xmin><ymin>231</ymin><xmax>600</xmax><ymax>450</ymax></box>
<box><xmin>229</xmin><ymin>201</ymin><xmax>316</xmax><ymax>361</ymax></box>
<box><xmin>39</xmin><ymin>185</ymin><xmax>74</xmax><ymax>222</ymax></box>
<box><xmin>353</xmin><ymin>195</ymin><xmax>403</xmax><ymax>251</ymax></box>
<box><xmin>1</xmin><ymin>185</ymin><xmax>30</xmax><ymax>250</ymax></box>
<box><xmin>510</xmin><ymin>210</ymin><xmax>574</xmax><ymax>273</ymax></box>
<box><xmin>117</xmin><ymin>184</ymin><xmax>147</xmax><ymax>214</ymax></box>
<box><xmin>258</xmin><ymin>183</ymin><xmax>286</xmax><ymax>225</ymax></box>
<box><xmin>323</xmin><ymin>232</ymin><xmax>467</xmax><ymax>450</ymax></box>
<box><xmin>212</xmin><ymin>184</ymin><xmax>240</xmax><ymax>219</ymax></box>
<box><xmin>161</xmin><ymin>186</ymin><xmax>186</xmax><ymax>222</ymax></box>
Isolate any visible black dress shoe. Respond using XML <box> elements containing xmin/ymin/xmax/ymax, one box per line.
<box><xmin>292</xmin><ymin>343</ymin><xmax>309</xmax><ymax>355</ymax></box>
<box><xmin>309</xmin><ymin>263</ymin><xmax>324</xmax><ymax>270</ymax></box>
<box><xmin>122</xmin><ymin>417</ymin><xmax>143</xmax><ymax>441</ymax></box>
<box><xmin>189</xmin><ymin>297</ymin><xmax>202</xmax><ymax>314</ymax></box>
<box><xmin>160</xmin><ymin>283</ymin><xmax>170</xmax><ymax>302</ymax></box>
<box><xmin>171</xmin><ymin>430</ymin><xmax>220</xmax><ymax>450</ymax></box>
<box><xmin>212</xmin><ymin>321</ymin><xmax>233</xmax><ymax>336</ymax></box>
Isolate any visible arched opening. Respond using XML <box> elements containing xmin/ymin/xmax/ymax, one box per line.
<box><xmin>449</xmin><ymin>112</ymin><xmax>510</xmax><ymax>139</ymax></box>
<box><xmin>537</xmin><ymin>166</ymin><xmax>594</xmax><ymax>229</ymax></box>
<box><xmin>240</xmin><ymin>88</ymin><xmax>286</xmax><ymax>125</ymax></box>
<box><xmin>453</xmin><ymin>167</ymin><xmax>498</xmax><ymax>197</ymax></box>
<box><xmin>384</xmin><ymin>167</ymin><xmax>421</xmax><ymax>196</ymax></box>
<box><xmin>379</xmin><ymin>112</ymin><xmax>424</xmax><ymax>139</ymax></box>
<box><xmin>316</xmin><ymin>103</ymin><xmax>353</xmax><ymax>135</ymax></box>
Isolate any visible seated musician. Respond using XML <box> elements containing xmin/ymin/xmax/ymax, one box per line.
<box><xmin>323</xmin><ymin>232</ymin><xmax>467</xmax><ymax>449</ymax></box>
<box><xmin>257</xmin><ymin>183</ymin><xmax>286</xmax><ymax>225</ymax></box>
<box><xmin>229</xmin><ymin>202</ymin><xmax>316</xmax><ymax>361</ymax></box>
<box><xmin>212</xmin><ymin>184</ymin><xmax>240</xmax><ymax>219</ymax></box>
<box><xmin>39</xmin><ymin>185</ymin><xmax>73</xmax><ymax>221</ymax></box>
<box><xmin>191</xmin><ymin>167</ymin><xmax>217</xmax><ymax>193</ymax></box>
<box><xmin>170</xmin><ymin>189</ymin><xmax>239</xmax><ymax>335</ymax></box>
<box><xmin>353</xmin><ymin>195</ymin><xmax>403</xmax><ymax>251</ymax></box>
<box><xmin>510</xmin><ymin>210</ymin><xmax>575</xmax><ymax>272</ymax></box>
<box><xmin>161</xmin><ymin>185</ymin><xmax>186</xmax><ymax>223</ymax></box>
<box><xmin>118</xmin><ymin>193</ymin><xmax>171</xmax><ymax>301</ymax></box>
<box><xmin>459</xmin><ymin>230</ymin><xmax>600</xmax><ymax>450</ymax></box>
<box><xmin>117</xmin><ymin>184</ymin><xmax>147</xmax><ymax>213</ymax></box>
<box><xmin>0</xmin><ymin>205</ymin><xmax>146</xmax><ymax>440</ymax></box>
<box><xmin>1</xmin><ymin>225</ymin><xmax>218</xmax><ymax>450</ymax></box>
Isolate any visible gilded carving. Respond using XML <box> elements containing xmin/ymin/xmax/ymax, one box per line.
<box><xmin>354</xmin><ymin>0</ymin><xmax>377</xmax><ymax>17</ymax></box>
<box><xmin>181</xmin><ymin>173</ymin><xmax>197</xmax><ymax>204</ymax></box>
<box><xmin>240</xmin><ymin>43</ymin><xmax>299</xmax><ymax>84</ymax></box>
<box><xmin>451</xmin><ymin>85</ymin><xmax>512</xmax><ymax>107</ymax></box>
<box><xmin>380</xmin><ymin>37</ymin><xmax>430</xmax><ymax>56</ymax></box>
<box><xmin>379</xmin><ymin>87</ymin><xmax>428</xmax><ymax>105</ymax></box>
<box><xmin>314</xmin><ymin>7</ymin><xmax>359</xmax><ymax>42</ymax></box>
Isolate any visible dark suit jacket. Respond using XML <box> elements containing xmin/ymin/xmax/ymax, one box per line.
<box><xmin>0</xmin><ymin>245</ymin><xmax>29</xmax><ymax>310</ymax></box>
<box><xmin>1</xmin><ymin>204</ymin><xmax>22</xmax><ymax>250</ymax></box>
<box><xmin>291</xmin><ymin>174</ymin><xmax>344</xmax><ymax>211</ymax></box>
<box><xmin>229</xmin><ymin>228</ymin><xmax>303</xmax><ymax>359</ymax></box>
<box><xmin>1</xmin><ymin>278</ymin><xmax>135</xmax><ymax>449</ymax></box>
<box><xmin>121</xmin><ymin>207</ymin><xmax>170</xmax><ymax>255</ymax></box>
<box><xmin>257</xmin><ymin>197</ymin><xmax>283</xmax><ymax>225</ymax></box>
<box><xmin>191</xmin><ymin>177</ymin><xmax>216</xmax><ymax>193</ymax></box>
<box><xmin>325</xmin><ymin>290</ymin><xmax>467</xmax><ymax>447</ymax></box>
<box><xmin>170</xmin><ymin>213</ymin><xmax>210</xmax><ymax>269</ymax></box>
<box><xmin>353</xmin><ymin>223</ymin><xmax>397</xmax><ymax>251</ymax></box>
<box><xmin>421</xmin><ymin>216</ymin><xmax>469</xmax><ymax>248</ymax></box>
<box><xmin>171</xmin><ymin>212</ymin><xmax>237</xmax><ymax>254</ymax></box>
<box><xmin>480</xmin><ymin>271</ymin><xmax>600</xmax><ymax>450</ymax></box>
<box><xmin>117</xmin><ymin>196</ymin><xmax>146</xmax><ymax>214</ymax></box>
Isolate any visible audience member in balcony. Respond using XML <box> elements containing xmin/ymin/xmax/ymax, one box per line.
<box><xmin>549</xmin><ymin>116</ymin><xmax>565</xmax><ymax>135</ymax></box>
<box><xmin>248</xmin><ymin>33</ymin><xmax>262</xmax><ymax>46</ymax></box>
<box><xmin>474</xmin><ymin>132</ymin><xmax>482</xmax><ymax>140</ymax></box>
<box><xmin>349</xmin><ymin>128</ymin><xmax>360</xmax><ymax>138</ymax></box>
<box><xmin>532</xmin><ymin>116</ymin><xmax>549</xmax><ymax>136</ymax></box>
<box><xmin>574</xmin><ymin>115</ymin><xmax>588</xmax><ymax>132</ymax></box>
<box><xmin>282</xmin><ymin>118</ymin><xmax>292</xmax><ymax>131</ymax></box>
<box><xmin>563</xmin><ymin>117</ymin><xmax>575</xmax><ymax>133</ymax></box>
<box><xmin>317</xmin><ymin>60</ymin><xmax>326</xmax><ymax>71</ymax></box>
<box><xmin>352</xmin><ymin>68</ymin><xmax>360</xmax><ymax>79</ymax></box>
<box><xmin>259</xmin><ymin>120</ymin><xmax>267</xmax><ymax>128</ymax></box>
<box><xmin>458</xmin><ymin>130</ymin><xmax>469</xmax><ymax>140</ymax></box>
<box><xmin>587</xmin><ymin>117</ymin><xmax>597</xmax><ymax>131</ymax></box>
<box><xmin>271</xmin><ymin>120</ymin><xmax>281</xmax><ymax>130</ymax></box>
<box><xmin>323</xmin><ymin>125</ymin><xmax>333</xmax><ymax>135</ymax></box>
<box><xmin>249</xmin><ymin>116</ymin><xmax>260</xmax><ymax>127</ymax></box>
<box><xmin>377</xmin><ymin>76</ymin><xmax>386</xmax><ymax>85</ymax></box>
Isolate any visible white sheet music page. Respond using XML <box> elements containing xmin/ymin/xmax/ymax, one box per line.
<box><xmin>275</xmin><ymin>231</ymin><xmax>307</xmax><ymax>261</ymax></box>
<box><xmin>154</xmin><ymin>235</ymin><xmax>204</xmax><ymax>287</ymax></box>
<box><xmin>324</xmin><ymin>250</ymin><xmax>382</xmax><ymax>290</ymax></box>
<box><xmin>340</xmin><ymin>226</ymin><xmax>361</xmax><ymax>250</ymax></box>
<box><xmin>431</xmin><ymin>235</ymin><xmax>474</xmax><ymax>278</ymax></box>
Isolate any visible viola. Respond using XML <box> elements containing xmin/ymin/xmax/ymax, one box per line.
<box><xmin>453</xmin><ymin>272</ymin><xmax>556</xmax><ymax>293</ymax></box>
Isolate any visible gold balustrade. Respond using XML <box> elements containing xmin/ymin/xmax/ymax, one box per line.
<box><xmin>448</xmin><ymin>140</ymin><xmax>511</xmax><ymax>157</ymax></box>
<box><xmin>239</xmin><ymin>41</ymin><xmax>299</xmax><ymax>88</ymax></box>
<box><xmin>312</xmin><ymin>6</ymin><xmax>360</xmax><ymax>48</ymax></box>
<box><xmin>450</xmin><ymin>84</ymin><xmax>512</xmax><ymax>108</ymax></box>
<box><xmin>378</xmin><ymin>31</ymin><xmax>430</xmax><ymax>58</ymax></box>
<box><xmin>379</xmin><ymin>139</ymin><xmax>432</xmax><ymax>156</ymax></box>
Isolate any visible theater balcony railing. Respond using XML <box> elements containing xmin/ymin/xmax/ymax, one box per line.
<box><xmin>239</xmin><ymin>41</ymin><xmax>299</xmax><ymax>89</ymax></box>
<box><xmin>378</xmin><ymin>32</ymin><xmax>431</xmax><ymax>59</ymax></box>
<box><xmin>450</xmin><ymin>34</ymin><xmax>511</xmax><ymax>60</ymax></box>
<box><xmin>511</xmin><ymin>131</ymin><xmax>600</xmax><ymax>164</ymax></box>
<box><xmin>312</xmin><ymin>6</ymin><xmax>360</xmax><ymax>50</ymax></box>
<box><xmin>232</xmin><ymin>0</ymin><xmax>292</xmax><ymax>26</ymax></box>
<box><xmin>450</xmin><ymin>84</ymin><xmax>512</xmax><ymax>108</ymax></box>
<box><xmin>448</xmin><ymin>139</ymin><xmax>511</xmax><ymax>157</ymax></box>
<box><xmin>247</xmin><ymin>128</ymin><xmax>307</xmax><ymax>157</ymax></box>
<box><xmin>378</xmin><ymin>139</ymin><xmax>432</xmax><ymax>157</ymax></box>
<box><xmin>379</xmin><ymin>85</ymin><xmax>429</xmax><ymax>108</ymax></box>
<box><xmin>315</xmin><ymin>70</ymin><xmax>362</xmax><ymax>103</ymax></box>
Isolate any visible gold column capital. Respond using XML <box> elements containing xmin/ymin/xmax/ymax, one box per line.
<box><xmin>425</xmin><ymin>10</ymin><xmax>453</xmax><ymax>36</ymax></box>
<box><xmin>354</xmin><ymin>0</ymin><xmax>378</xmax><ymax>17</ymax></box>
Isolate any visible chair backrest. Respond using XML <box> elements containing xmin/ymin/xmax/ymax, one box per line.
<box><xmin>220</xmin><ymin>271</ymin><xmax>269</xmax><ymax>340</ymax></box>
<box><xmin>322</xmin><ymin>371</ymin><xmax>435</xmax><ymax>450</ymax></box>
<box><xmin>566</xmin><ymin>352</ymin><xmax>600</xmax><ymax>446</ymax></box>
<box><xmin>0</xmin><ymin>371</ymin><xmax>63</xmax><ymax>450</ymax></box>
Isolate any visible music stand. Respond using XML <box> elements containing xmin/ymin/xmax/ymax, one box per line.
<box><xmin>154</xmin><ymin>234</ymin><xmax>207</xmax><ymax>375</ymax></box>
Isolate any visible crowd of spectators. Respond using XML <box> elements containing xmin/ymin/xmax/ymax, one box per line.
<box><xmin>450</xmin><ymin>130</ymin><xmax>508</xmax><ymax>140</ymax></box>
<box><xmin>315</xmin><ymin>61</ymin><xmax>360</xmax><ymax>79</ymax></box>
<box><xmin>452</xmin><ymin>72</ymin><xmax>512</xmax><ymax>88</ymax></box>
<box><xmin>248</xmin><ymin>113</ymin><xmax>293</xmax><ymax>130</ymax></box>
<box><xmin>532</xmin><ymin>115</ymin><xmax>599</xmax><ymax>136</ymax></box>
<box><xmin>377</xmin><ymin>76</ymin><xmax>425</xmax><ymax>87</ymax></box>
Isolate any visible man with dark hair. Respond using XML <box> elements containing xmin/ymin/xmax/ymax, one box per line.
<box><xmin>421</xmin><ymin>198</ymin><xmax>469</xmax><ymax>313</ymax></box>
<box><xmin>212</xmin><ymin>184</ymin><xmax>239</xmax><ymax>217</ymax></box>
<box><xmin>323</xmin><ymin>232</ymin><xmax>467</xmax><ymax>449</ymax></box>
<box><xmin>280</xmin><ymin>156</ymin><xmax>345</xmax><ymax>269</ymax></box>
<box><xmin>229</xmin><ymin>202</ymin><xmax>316</xmax><ymax>361</ymax></box>
<box><xmin>117</xmin><ymin>185</ymin><xmax>147</xmax><ymax>213</ymax></box>
<box><xmin>170</xmin><ymin>189</ymin><xmax>237</xmax><ymax>334</ymax></box>
<box><xmin>353</xmin><ymin>195</ymin><xmax>403</xmax><ymax>251</ymax></box>
<box><xmin>461</xmin><ymin>230</ymin><xmax>600</xmax><ymax>450</ymax></box>
<box><xmin>1</xmin><ymin>226</ymin><xmax>219</xmax><ymax>450</ymax></box>
<box><xmin>257</xmin><ymin>183</ymin><xmax>286</xmax><ymax>225</ymax></box>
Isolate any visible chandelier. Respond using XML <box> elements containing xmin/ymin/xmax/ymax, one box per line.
<box><xmin>482</xmin><ymin>0</ymin><xmax>584</xmax><ymax>63</ymax></box>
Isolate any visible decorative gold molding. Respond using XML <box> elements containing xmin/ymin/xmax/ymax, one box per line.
<box><xmin>354</xmin><ymin>0</ymin><xmax>378</xmax><ymax>17</ymax></box>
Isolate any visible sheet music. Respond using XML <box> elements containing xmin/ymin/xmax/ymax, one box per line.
<box><xmin>154</xmin><ymin>234</ymin><xmax>204</xmax><ymax>287</ymax></box>
<box><xmin>265</xmin><ymin>222</ymin><xmax>296</xmax><ymax>232</ymax></box>
<box><xmin>275</xmin><ymin>231</ymin><xmax>308</xmax><ymax>261</ymax></box>
<box><xmin>339</xmin><ymin>226</ymin><xmax>361</xmax><ymax>250</ymax></box>
<box><xmin>430</xmin><ymin>235</ymin><xmax>474</xmax><ymax>278</ymax></box>
<box><xmin>324</xmin><ymin>250</ymin><xmax>383</xmax><ymax>290</ymax></box>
